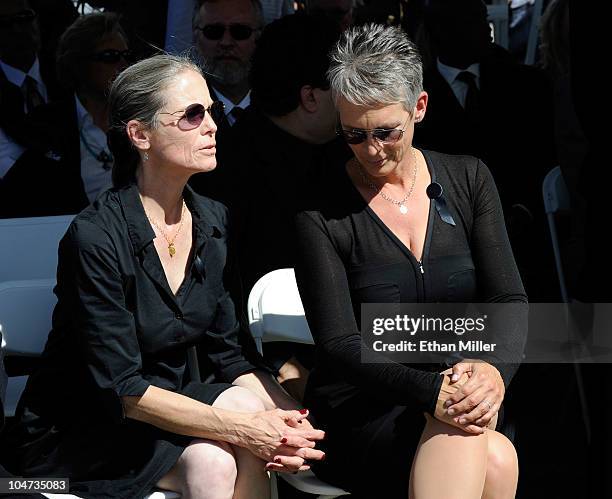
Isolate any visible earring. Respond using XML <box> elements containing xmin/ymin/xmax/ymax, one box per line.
<box><xmin>143</xmin><ymin>151</ymin><xmax>149</xmax><ymax>161</ymax></box>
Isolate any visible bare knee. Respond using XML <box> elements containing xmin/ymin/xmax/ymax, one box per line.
<box><xmin>179</xmin><ymin>439</ymin><xmax>237</xmax><ymax>498</ymax></box>
<box><xmin>213</xmin><ymin>386</ymin><xmax>266</xmax><ymax>413</ymax></box>
<box><xmin>486</xmin><ymin>431</ymin><xmax>519</xmax><ymax>485</ymax></box>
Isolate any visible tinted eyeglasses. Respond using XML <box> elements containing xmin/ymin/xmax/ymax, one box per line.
<box><xmin>0</xmin><ymin>8</ymin><xmax>37</xmax><ymax>28</ymax></box>
<box><xmin>160</xmin><ymin>101</ymin><xmax>225</xmax><ymax>130</ymax></box>
<box><xmin>339</xmin><ymin>119</ymin><xmax>410</xmax><ymax>145</ymax></box>
<box><xmin>90</xmin><ymin>49</ymin><xmax>133</xmax><ymax>64</ymax></box>
<box><xmin>197</xmin><ymin>23</ymin><xmax>257</xmax><ymax>41</ymax></box>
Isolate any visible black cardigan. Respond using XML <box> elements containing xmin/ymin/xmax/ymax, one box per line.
<box><xmin>295</xmin><ymin>149</ymin><xmax>528</xmax><ymax>419</ymax></box>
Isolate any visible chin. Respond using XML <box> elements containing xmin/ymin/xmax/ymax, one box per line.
<box><xmin>190</xmin><ymin>158</ymin><xmax>217</xmax><ymax>173</ymax></box>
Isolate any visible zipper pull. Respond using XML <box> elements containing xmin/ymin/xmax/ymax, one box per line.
<box><xmin>418</xmin><ymin>261</ymin><xmax>424</xmax><ymax>274</ymax></box>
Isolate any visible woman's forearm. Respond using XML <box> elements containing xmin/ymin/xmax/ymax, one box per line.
<box><xmin>122</xmin><ymin>385</ymin><xmax>251</xmax><ymax>446</ymax></box>
<box><xmin>233</xmin><ymin>369</ymin><xmax>300</xmax><ymax>411</ymax></box>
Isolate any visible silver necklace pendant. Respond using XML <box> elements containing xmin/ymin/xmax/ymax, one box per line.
<box><xmin>399</xmin><ymin>204</ymin><xmax>409</xmax><ymax>214</ymax></box>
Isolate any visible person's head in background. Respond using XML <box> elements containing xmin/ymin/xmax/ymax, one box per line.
<box><xmin>250</xmin><ymin>13</ymin><xmax>341</xmax><ymax>145</ymax></box>
<box><xmin>56</xmin><ymin>12</ymin><xmax>130</xmax><ymax>116</ymax></box>
<box><xmin>108</xmin><ymin>54</ymin><xmax>219</xmax><ymax>189</ymax></box>
<box><xmin>306</xmin><ymin>0</ymin><xmax>353</xmax><ymax>31</ymax></box>
<box><xmin>0</xmin><ymin>0</ymin><xmax>41</xmax><ymax>71</ymax></box>
<box><xmin>193</xmin><ymin>0</ymin><xmax>263</xmax><ymax>104</ymax></box>
<box><xmin>424</xmin><ymin>0</ymin><xmax>492</xmax><ymax>69</ymax></box>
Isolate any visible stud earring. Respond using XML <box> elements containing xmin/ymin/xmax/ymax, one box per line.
<box><xmin>143</xmin><ymin>151</ymin><xmax>149</xmax><ymax>161</ymax></box>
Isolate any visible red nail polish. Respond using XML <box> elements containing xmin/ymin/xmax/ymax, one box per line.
<box><xmin>274</xmin><ymin>458</ymin><xmax>281</xmax><ymax>464</ymax></box>
<box><xmin>281</xmin><ymin>437</ymin><xmax>287</xmax><ymax>444</ymax></box>
<box><xmin>299</xmin><ymin>408</ymin><xmax>308</xmax><ymax>414</ymax></box>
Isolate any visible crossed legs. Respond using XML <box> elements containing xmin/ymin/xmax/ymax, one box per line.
<box><xmin>156</xmin><ymin>386</ymin><xmax>270</xmax><ymax>499</ymax></box>
<box><xmin>409</xmin><ymin>414</ymin><xmax>518</xmax><ymax>499</ymax></box>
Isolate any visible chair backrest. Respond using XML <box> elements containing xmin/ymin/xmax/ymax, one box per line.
<box><xmin>0</xmin><ymin>215</ymin><xmax>74</xmax><ymax>282</ymax></box>
<box><xmin>542</xmin><ymin>166</ymin><xmax>570</xmax><ymax>302</ymax></box>
<box><xmin>0</xmin><ymin>279</ymin><xmax>57</xmax><ymax>356</ymax></box>
<box><xmin>543</xmin><ymin>166</ymin><xmax>570</xmax><ymax>214</ymax></box>
<box><xmin>247</xmin><ymin>269</ymin><xmax>314</xmax><ymax>354</ymax></box>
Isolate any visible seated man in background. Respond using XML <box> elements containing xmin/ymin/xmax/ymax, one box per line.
<box><xmin>0</xmin><ymin>12</ymin><xmax>130</xmax><ymax>218</ymax></box>
<box><xmin>221</xmin><ymin>13</ymin><xmax>348</xmax><ymax>401</ymax></box>
<box><xmin>413</xmin><ymin>0</ymin><xmax>557</xmax><ymax>301</ymax></box>
<box><xmin>0</xmin><ymin>0</ymin><xmax>58</xmax><ymax>182</ymax></box>
<box><xmin>189</xmin><ymin>0</ymin><xmax>264</xmax><ymax>200</ymax></box>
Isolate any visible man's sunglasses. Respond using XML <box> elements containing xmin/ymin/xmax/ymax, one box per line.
<box><xmin>0</xmin><ymin>8</ymin><xmax>37</xmax><ymax>28</ymax></box>
<box><xmin>160</xmin><ymin>101</ymin><xmax>225</xmax><ymax>130</ymax></box>
<box><xmin>196</xmin><ymin>23</ymin><xmax>257</xmax><ymax>41</ymax></box>
<box><xmin>90</xmin><ymin>49</ymin><xmax>133</xmax><ymax>64</ymax></box>
<box><xmin>339</xmin><ymin>126</ymin><xmax>406</xmax><ymax>145</ymax></box>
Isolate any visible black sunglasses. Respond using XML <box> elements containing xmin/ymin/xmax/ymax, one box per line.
<box><xmin>160</xmin><ymin>101</ymin><xmax>225</xmax><ymax>130</ymax></box>
<box><xmin>90</xmin><ymin>49</ymin><xmax>133</xmax><ymax>64</ymax></box>
<box><xmin>197</xmin><ymin>23</ymin><xmax>257</xmax><ymax>41</ymax></box>
<box><xmin>0</xmin><ymin>8</ymin><xmax>37</xmax><ymax>28</ymax></box>
<box><xmin>339</xmin><ymin>127</ymin><xmax>406</xmax><ymax>145</ymax></box>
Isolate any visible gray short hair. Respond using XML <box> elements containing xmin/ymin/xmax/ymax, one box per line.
<box><xmin>328</xmin><ymin>23</ymin><xmax>423</xmax><ymax>112</ymax></box>
<box><xmin>107</xmin><ymin>54</ymin><xmax>203</xmax><ymax>187</ymax></box>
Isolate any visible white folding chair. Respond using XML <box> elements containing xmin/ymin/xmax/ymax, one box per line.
<box><xmin>542</xmin><ymin>166</ymin><xmax>591</xmax><ymax>444</ymax></box>
<box><xmin>248</xmin><ymin>268</ymin><xmax>351</xmax><ymax>499</ymax></box>
<box><xmin>0</xmin><ymin>215</ymin><xmax>74</xmax><ymax>282</ymax></box>
<box><xmin>0</xmin><ymin>279</ymin><xmax>56</xmax><ymax>417</ymax></box>
<box><xmin>0</xmin><ymin>218</ymin><xmax>179</xmax><ymax>499</ymax></box>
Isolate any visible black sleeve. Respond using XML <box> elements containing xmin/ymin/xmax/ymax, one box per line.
<box><xmin>65</xmin><ymin>220</ymin><xmax>150</xmax><ymax>423</ymax></box>
<box><xmin>202</xmin><ymin>202</ymin><xmax>276</xmax><ymax>383</ymax></box>
<box><xmin>203</xmin><ymin>288</ymin><xmax>275</xmax><ymax>383</ymax></box>
<box><xmin>295</xmin><ymin>211</ymin><xmax>443</xmax><ymax>415</ymax></box>
<box><xmin>471</xmin><ymin>159</ymin><xmax>529</xmax><ymax>387</ymax></box>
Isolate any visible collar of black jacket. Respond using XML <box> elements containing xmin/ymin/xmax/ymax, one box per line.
<box><xmin>118</xmin><ymin>182</ymin><xmax>220</xmax><ymax>255</ymax></box>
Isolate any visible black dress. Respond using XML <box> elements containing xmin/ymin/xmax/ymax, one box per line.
<box><xmin>2</xmin><ymin>183</ymin><xmax>269</xmax><ymax>498</ymax></box>
<box><xmin>294</xmin><ymin>150</ymin><xmax>527</xmax><ymax>498</ymax></box>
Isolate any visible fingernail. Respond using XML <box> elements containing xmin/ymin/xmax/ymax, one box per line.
<box><xmin>444</xmin><ymin>400</ymin><xmax>451</xmax><ymax>408</ymax></box>
<box><xmin>321</xmin><ymin>454</ymin><xmax>326</xmax><ymax>461</ymax></box>
<box><xmin>451</xmin><ymin>374</ymin><xmax>459</xmax><ymax>381</ymax></box>
<box><xmin>281</xmin><ymin>437</ymin><xmax>287</xmax><ymax>444</ymax></box>
<box><xmin>447</xmin><ymin>408</ymin><xmax>455</xmax><ymax>415</ymax></box>
<box><xmin>299</xmin><ymin>408</ymin><xmax>308</xmax><ymax>414</ymax></box>
<box><xmin>274</xmin><ymin>458</ymin><xmax>281</xmax><ymax>464</ymax></box>
<box><xmin>459</xmin><ymin>418</ymin><xmax>466</xmax><ymax>424</ymax></box>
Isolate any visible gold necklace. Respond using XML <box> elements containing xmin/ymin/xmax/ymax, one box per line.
<box><xmin>145</xmin><ymin>200</ymin><xmax>186</xmax><ymax>258</ymax></box>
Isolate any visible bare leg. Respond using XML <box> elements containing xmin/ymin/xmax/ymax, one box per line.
<box><xmin>212</xmin><ymin>386</ymin><xmax>271</xmax><ymax>499</ymax></box>
<box><xmin>156</xmin><ymin>386</ymin><xmax>270</xmax><ymax>499</ymax></box>
<box><xmin>156</xmin><ymin>439</ymin><xmax>237</xmax><ymax>499</ymax></box>
<box><xmin>276</xmin><ymin>356</ymin><xmax>310</xmax><ymax>403</ymax></box>
<box><xmin>409</xmin><ymin>414</ymin><xmax>488</xmax><ymax>499</ymax></box>
<box><xmin>409</xmin><ymin>415</ymin><xmax>519</xmax><ymax>499</ymax></box>
<box><xmin>481</xmin><ymin>430</ymin><xmax>519</xmax><ymax>499</ymax></box>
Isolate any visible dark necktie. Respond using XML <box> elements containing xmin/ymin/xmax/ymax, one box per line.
<box><xmin>455</xmin><ymin>71</ymin><xmax>480</xmax><ymax>124</ymax></box>
<box><xmin>23</xmin><ymin>75</ymin><xmax>44</xmax><ymax>113</ymax></box>
<box><xmin>230</xmin><ymin>106</ymin><xmax>245</xmax><ymax>124</ymax></box>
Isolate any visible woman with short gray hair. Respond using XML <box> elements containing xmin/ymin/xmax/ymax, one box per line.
<box><xmin>295</xmin><ymin>23</ymin><xmax>525</xmax><ymax>498</ymax></box>
<box><xmin>6</xmin><ymin>53</ymin><xmax>325</xmax><ymax>499</ymax></box>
